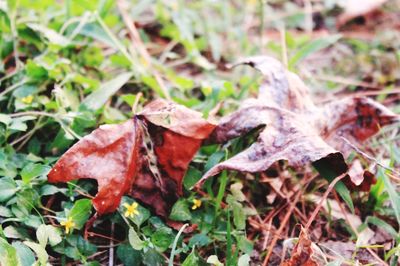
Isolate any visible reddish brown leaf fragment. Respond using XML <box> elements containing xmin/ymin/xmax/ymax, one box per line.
<box><xmin>133</xmin><ymin>100</ymin><xmax>216</xmax><ymax>216</ymax></box>
<box><xmin>131</xmin><ymin>122</ymin><xmax>206</xmax><ymax>217</ymax></box>
<box><xmin>139</xmin><ymin>99</ymin><xmax>216</xmax><ymax>139</ymax></box>
<box><xmin>48</xmin><ymin>118</ymin><xmax>140</xmax><ymax>214</ymax></box>
<box><xmin>282</xmin><ymin>228</ymin><xmax>319</xmax><ymax>266</ymax></box>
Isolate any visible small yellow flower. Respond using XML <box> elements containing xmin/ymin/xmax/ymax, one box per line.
<box><xmin>124</xmin><ymin>202</ymin><xmax>139</xmax><ymax>218</ymax></box>
<box><xmin>60</xmin><ymin>217</ymin><xmax>75</xmax><ymax>234</ymax></box>
<box><xmin>139</xmin><ymin>57</ymin><xmax>149</xmax><ymax>68</ymax></box>
<box><xmin>192</xmin><ymin>199</ymin><xmax>202</xmax><ymax>210</ymax></box>
<box><xmin>21</xmin><ymin>95</ymin><xmax>34</xmax><ymax>104</ymax></box>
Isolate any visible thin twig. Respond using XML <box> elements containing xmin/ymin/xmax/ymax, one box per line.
<box><xmin>86</xmin><ymin>231</ymin><xmax>120</xmax><ymax>243</ymax></box>
<box><xmin>305</xmin><ymin>172</ymin><xmax>347</xmax><ymax>229</ymax></box>
<box><xmin>9</xmin><ymin>111</ymin><xmax>57</xmax><ymax>118</ymax></box>
<box><xmin>0</xmin><ymin>79</ymin><xmax>29</xmax><ymax>99</ymax></box>
<box><xmin>340</xmin><ymin>136</ymin><xmax>400</xmax><ymax>176</ymax></box>
<box><xmin>262</xmin><ymin>189</ymin><xmax>303</xmax><ymax>266</ymax></box>
<box><xmin>131</xmin><ymin>92</ymin><xmax>142</xmax><ymax>114</ymax></box>
<box><xmin>109</xmin><ymin>222</ymin><xmax>114</xmax><ymax>266</ymax></box>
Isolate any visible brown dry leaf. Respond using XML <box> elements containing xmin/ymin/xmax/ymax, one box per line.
<box><xmin>282</xmin><ymin>228</ymin><xmax>319</xmax><ymax>266</ymax></box>
<box><xmin>196</xmin><ymin>56</ymin><xmax>399</xmax><ymax>187</ymax></box>
<box><xmin>346</xmin><ymin>159</ymin><xmax>376</xmax><ymax>192</ymax></box>
<box><xmin>320</xmin><ymin>241</ymin><xmax>375</xmax><ymax>263</ymax></box>
<box><xmin>337</xmin><ymin>0</ymin><xmax>389</xmax><ymax>26</ymax></box>
<box><xmin>48</xmin><ymin>99</ymin><xmax>215</xmax><ymax>216</ymax></box>
<box><xmin>133</xmin><ymin>99</ymin><xmax>216</xmax><ymax>216</ymax></box>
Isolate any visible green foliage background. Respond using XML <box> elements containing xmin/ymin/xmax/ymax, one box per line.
<box><xmin>0</xmin><ymin>0</ymin><xmax>399</xmax><ymax>265</ymax></box>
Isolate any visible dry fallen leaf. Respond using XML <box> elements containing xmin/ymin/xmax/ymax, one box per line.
<box><xmin>346</xmin><ymin>159</ymin><xmax>375</xmax><ymax>192</ymax></box>
<box><xmin>48</xmin><ymin>99</ymin><xmax>215</xmax><ymax>216</ymax></box>
<box><xmin>282</xmin><ymin>227</ymin><xmax>319</xmax><ymax>266</ymax></box>
<box><xmin>337</xmin><ymin>0</ymin><xmax>389</xmax><ymax>27</ymax></box>
<box><xmin>196</xmin><ymin>56</ymin><xmax>399</xmax><ymax>187</ymax></box>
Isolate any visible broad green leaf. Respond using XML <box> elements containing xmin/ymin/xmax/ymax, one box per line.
<box><xmin>238</xmin><ymin>254</ymin><xmax>250</xmax><ymax>266</ymax></box>
<box><xmin>143</xmin><ymin>248</ymin><xmax>164</xmax><ymax>266</ymax></box>
<box><xmin>289</xmin><ymin>34</ymin><xmax>341</xmax><ymax>68</ymax></box>
<box><xmin>232</xmin><ymin>201</ymin><xmax>246</xmax><ymax>230</ymax></box>
<box><xmin>169</xmin><ymin>199</ymin><xmax>192</xmax><ymax>221</ymax></box>
<box><xmin>204</xmin><ymin>151</ymin><xmax>225</xmax><ymax>172</ymax></box>
<box><xmin>120</xmin><ymin>94</ymin><xmax>137</xmax><ymax>106</ymax></box>
<box><xmin>79</xmin><ymin>22</ymin><xmax>116</xmax><ymax>48</ymax></box>
<box><xmin>227</xmin><ymin>195</ymin><xmax>246</xmax><ymax>230</ymax></box>
<box><xmin>68</xmin><ymin>199</ymin><xmax>92</xmax><ymax>229</ymax></box>
<box><xmin>120</xmin><ymin>197</ymin><xmax>150</xmax><ymax>227</ymax></box>
<box><xmin>27</xmin><ymin>23</ymin><xmax>70</xmax><ymax>46</ymax></box>
<box><xmin>313</xmin><ymin>162</ymin><xmax>354</xmax><ymax>213</ymax></box>
<box><xmin>23</xmin><ymin>215</ymin><xmax>41</xmax><ymax>229</ymax></box>
<box><xmin>142</xmin><ymin>75</ymin><xmax>166</xmax><ymax>98</ymax></box>
<box><xmin>12</xmin><ymin>242</ymin><xmax>35</xmax><ymax>266</ymax></box>
<box><xmin>46</xmin><ymin>226</ymin><xmax>62</xmax><ymax>246</ymax></box>
<box><xmin>236</xmin><ymin>235</ymin><xmax>253</xmax><ymax>255</ymax></box>
<box><xmin>151</xmin><ymin>227</ymin><xmax>174</xmax><ymax>251</ymax></box>
<box><xmin>12</xmin><ymin>84</ymin><xmax>37</xmax><ymax>98</ymax></box>
<box><xmin>0</xmin><ymin>206</ymin><xmax>13</xmax><ymax>217</ymax></box>
<box><xmin>36</xmin><ymin>224</ymin><xmax>48</xmax><ymax>247</ymax></box>
<box><xmin>366</xmin><ymin>216</ymin><xmax>398</xmax><ymax>239</ymax></box>
<box><xmin>0</xmin><ymin>114</ymin><xmax>11</xmax><ymax>126</ymax></box>
<box><xmin>65</xmin><ymin>235</ymin><xmax>97</xmax><ymax>257</ymax></box>
<box><xmin>334</xmin><ymin>182</ymin><xmax>354</xmax><ymax>214</ymax></box>
<box><xmin>380</xmin><ymin>170</ymin><xmax>400</xmax><ymax>226</ymax></box>
<box><xmin>183</xmin><ymin>166</ymin><xmax>202</xmax><ymax>190</ymax></box>
<box><xmin>23</xmin><ymin>241</ymin><xmax>48</xmax><ymax>266</ymax></box>
<box><xmin>182</xmin><ymin>249</ymin><xmax>207</xmax><ymax>266</ymax></box>
<box><xmin>25</xmin><ymin>61</ymin><xmax>48</xmax><ymax>80</ymax></box>
<box><xmin>40</xmin><ymin>184</ymin><xmax>66</xmax><ymax>196</ymax></box>
<box><xmin>20</xmin><ymin>163</ymin><xmax>50</xmax><ymax>184</ymax></box>
<box><xmin>116</xmin><ymin>244</ymin><xmax>142</xmax><ymax>266</ymax></box>
<box><xmin>83</xmin><ymin>72</ymin><xmax>133</xmax><ymax>110</ymax></box>
<box><xmin>4</xmin><ymin>226</ymin><xmax>29</xmax><ymax>240</ymax></box>
<box><xmin>0</xmin><ymin>178</ymin><xmax>18</xmax><ymax>202</ymax></box>
<box><xmin>230</xmin><ymin>182</ymin><xmax>246</xmax><ymax>202</ymax></box>
<box><xmin>128</xmin><ymin>227</ymin><xmax>144</xmax><ymax>250</ymax></box>
<box><xmin>0</xmin><ymin>238</ymin><xmax>19</xmax><ymax>266</ymax></box>
<box><xmin>36</xmin><ymin>225</ymin><xmax>61</xmax><ymax>247</ymax></box>
<box><xmin>206</xmin><ymin>255</ymin><xmax>223</xmax><ymax>266</ymax></box>
<box><xmin>189</xmin><ymin>233</ymin><xmax>211</xmax><ymax>248</ymax></box>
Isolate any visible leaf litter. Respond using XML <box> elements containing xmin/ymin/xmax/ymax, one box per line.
<box><xmin>46</xmin><ymin>55</ymin><xmax>399</xmax><ymax>265</ymax></box>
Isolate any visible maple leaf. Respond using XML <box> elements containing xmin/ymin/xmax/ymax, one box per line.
<box><xmin>196</xmin><ymin>56</ymin><xmax>399</xmax><ymax>187</ymax></box>
<box><xmin>48</xmin><ymin>99</ymin><xmax>215</xmax><ymax>216</ymax></box>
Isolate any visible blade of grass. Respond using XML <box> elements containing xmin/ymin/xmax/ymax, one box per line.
<box><xmin>168</xmin><ymin>223</ymin><xmax>188</xmax><ymax>266</ymax></box>
<box><xmin>288</xmin><ymin>34</ymin><xmax>341</xmax><ymax>69</ymax></box>
<box><xmin>380</xmin><ymin>169</ymin><xmax>400</xmax><ymax>229</ymax></box>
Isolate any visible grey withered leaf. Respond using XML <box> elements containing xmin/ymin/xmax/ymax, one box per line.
<box><xmin>196</xmin><ymin>56</ymin><xmax>399</xmax><ymax>187</ymax></box>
